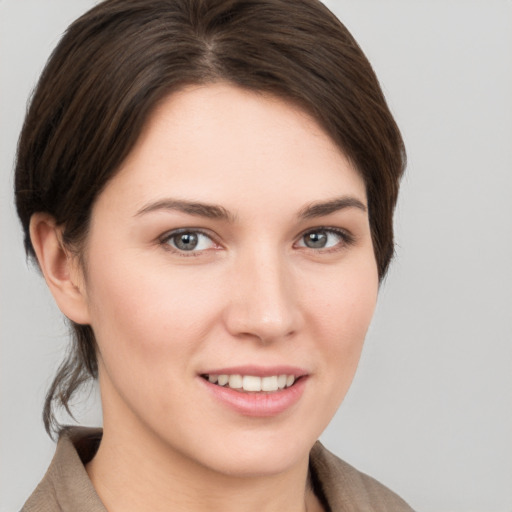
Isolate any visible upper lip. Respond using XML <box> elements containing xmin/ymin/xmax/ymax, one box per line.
<box><xmin>199</xmin><ymin>365</ymin><xmax>308</xmax><ymax>378</ymax></box>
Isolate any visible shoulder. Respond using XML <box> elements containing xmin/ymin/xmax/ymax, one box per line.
<box><xmin>309</xmin><ymin>441</ymin><xmax>415</xmax><ymax>511</ymax></box>
<box><xmin>21</xmin><ymin>427</ymin><xmax>105</xmax><ymax>512</ymax></box>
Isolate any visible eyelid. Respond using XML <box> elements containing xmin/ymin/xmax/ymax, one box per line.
<box><xmin>157</xmin><ymin>226</ymin><xmax>355</xmax><ymax>256</ymax></box>
<box><xmin>294</xmin><ymin>226</ymin><xmax>355</xmax><ymax>250</ymax></box>
<box><xmin>159</xmin><ymin>227</ymin><xmax>221</xmax><ymax>255</ymax></box>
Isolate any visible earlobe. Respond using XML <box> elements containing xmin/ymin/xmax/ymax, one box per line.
<box><xmin>29</xmin><ymin>213</ymin><xmax>91</xmax><ymax>325</ymax></box>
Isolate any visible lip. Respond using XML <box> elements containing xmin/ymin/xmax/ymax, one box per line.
<box><xmin>198</xmin><ymin>366</ymin><xmax>309</xmax><ymax>417</ymax></box>
<box><xmin>201</xmin><ymin>365</ymin><xmax>308</xmax><ymax>378</ymax></box>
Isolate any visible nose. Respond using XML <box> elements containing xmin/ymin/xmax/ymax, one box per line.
<box><xmin>223</xmin><ymin>248</ymin><xmax>302</xmax><ymax>344</ymax></box>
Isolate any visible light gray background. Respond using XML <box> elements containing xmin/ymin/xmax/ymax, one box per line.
<box><xmin>1</xmin><ymin>1</ymin><xmax>511</xmax><ymax>511</ymax></box>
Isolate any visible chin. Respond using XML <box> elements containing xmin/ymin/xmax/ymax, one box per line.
<box><xmin>173</xmin><ymin>424</ymin><xmax>318</xmax><ymax>478</ymax></box>
<box><xmin>205</xmin><ymin>444</ymin><xmax>310</xmax><ymax>478</ymax></box>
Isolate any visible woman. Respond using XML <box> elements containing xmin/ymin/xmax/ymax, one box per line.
<box><xmin>15</xmin><ymin>0</ymin><xmax>411</xmax><ymax>510</ymax></box>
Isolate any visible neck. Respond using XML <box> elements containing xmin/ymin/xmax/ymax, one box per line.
<box><xmin>87</xmin><ymin>419</ymin><xmax>322</xmax><ymax>512</ymax></box>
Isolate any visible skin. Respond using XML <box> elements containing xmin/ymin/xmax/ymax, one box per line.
<box><xmin>30</xmin><ymin>84</ymin><xmax>379</xmax><ymax>512</ymax></box>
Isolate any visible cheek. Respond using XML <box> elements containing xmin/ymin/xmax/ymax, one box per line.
<box><xmin>309</xmin><ymin>256</ymin><xmax>377</xmax><ymax>331</ymax></box>
<box><xmin>83</xmin><ymin>258</ymin><xmax>228</xmax><ymax>427</ymax></box>
<box><xmin>84</xmin><ymin>254</ymin><xmax>221</xmax><ymax>373</ymax></box>
<box><xmin>306</xmin><ymin>259</ymin><xmax>378</xmax><ymax>376</ymax></box>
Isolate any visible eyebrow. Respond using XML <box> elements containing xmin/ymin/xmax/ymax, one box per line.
<box><xmin>135</xmin><ymin>199</ymin><xmax>236</xmax><ymax>222</ymax></box>
<box><xmin>135</xmin><ymin>195</ymin><xmax>366</xmax><ymax>222</ymax></box>
<box><xmin>298</xmin><ymin>196</ymin><xmax>367</xmax><ymax>219</ymax></box>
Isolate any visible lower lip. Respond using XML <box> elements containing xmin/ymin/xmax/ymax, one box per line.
<box><xmin>200</xmin><ymin>377</ymin><xmax>308</xmax><ymax>417</ymax></box>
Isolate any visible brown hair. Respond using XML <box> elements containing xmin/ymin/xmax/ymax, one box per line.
<box><xmin>15</xmin><ymin>0</ymin><xmax>406</xmax><ymax>437</ymax></box>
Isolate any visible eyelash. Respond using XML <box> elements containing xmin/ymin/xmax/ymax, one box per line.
<box><xmin>159</xmin><ymin>228</ymin><xmax>219</xmax><ymax>256</ymax></box>
<box><xmin>159</xmin><ymin>227</ymin><xmax>355</xmax><ymax>256</ymax></box>
<box><xmin>295</xmin><ymin>227</ymin><xmax>355</xmax><ymax>252</ymax></box>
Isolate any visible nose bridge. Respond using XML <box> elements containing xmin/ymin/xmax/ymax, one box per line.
<box><xmin>226</xmin><ymin>243</ymin><xmax>300</xmax><ymax>342</ymax></box>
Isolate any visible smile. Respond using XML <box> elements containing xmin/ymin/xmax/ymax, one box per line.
<box><xmin>203</xmin><ymin>374</ymin><xmax>297</xmax><ymax>393</ymax></box>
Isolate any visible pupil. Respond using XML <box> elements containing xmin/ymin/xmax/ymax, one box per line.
<box><xmin>306</xmin><ymin>231</ymin><xmax>327</xmax><ymax>248</ymax></box>
<box><xmin>176</xmin><ymin>233</ymin><xmax>198</xmax><ymax>250</ymax></box>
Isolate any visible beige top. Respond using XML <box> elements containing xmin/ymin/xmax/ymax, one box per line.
<box><xmin>22</xmin><ymin>427</ymin><xmax>414</xmax><ymax>511</ymax></box>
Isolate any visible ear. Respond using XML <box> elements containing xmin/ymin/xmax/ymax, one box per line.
<box><xmin>29</xmin><ymin>213</ymin><xmax>91</xmax><ymax>325</ymax></box>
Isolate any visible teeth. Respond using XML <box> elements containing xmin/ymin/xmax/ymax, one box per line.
<box><xmin>261</xmin><ymin>376</ymin><xmax>278</xmax><ymax>391</ymax></box>
<box><xmin>228</xmin><ymin>374</ymin><xmax>243</xmax><ymax>389</ymax></box>
<box><xmin>243</xmin><ymin>375</ymin><xmax>261</xmax><ymax>392</ymax></box>
<box><xmin>205</xmin><ymin>373</ymin><xmax>297</xmax><ymax>392</ymax></box>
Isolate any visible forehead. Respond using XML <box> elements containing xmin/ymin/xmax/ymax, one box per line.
<box><xmin>97</xmin><ymin>83</ymin><xmax>366</xmax><ymax>215</ymax></box>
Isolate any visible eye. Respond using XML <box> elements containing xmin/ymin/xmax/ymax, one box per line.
<box><xmin>161</xmin><ymin>229</ymin><xmax>217</xmax><ymax>253</ymax></box>
<box><xmin>296</xmin><ymin>228</ymin><xmax>352</xmax><ymax>250</ymax></box>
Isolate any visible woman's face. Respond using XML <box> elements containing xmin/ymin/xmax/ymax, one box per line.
<box><xmin>78</xmin><ymin>84</ymin><xmax>378</xmax><ymax>476</ymax></box>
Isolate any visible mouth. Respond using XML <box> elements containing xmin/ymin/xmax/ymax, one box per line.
<box><xmin>199</xmin><ymin>368</ymin><xmax>308</xmax><ymax>416</ymax></box>
<box><xmin>200</xmin><ymin>373</ymin><xmax>302</xmax><ymax>393</ymax></box>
